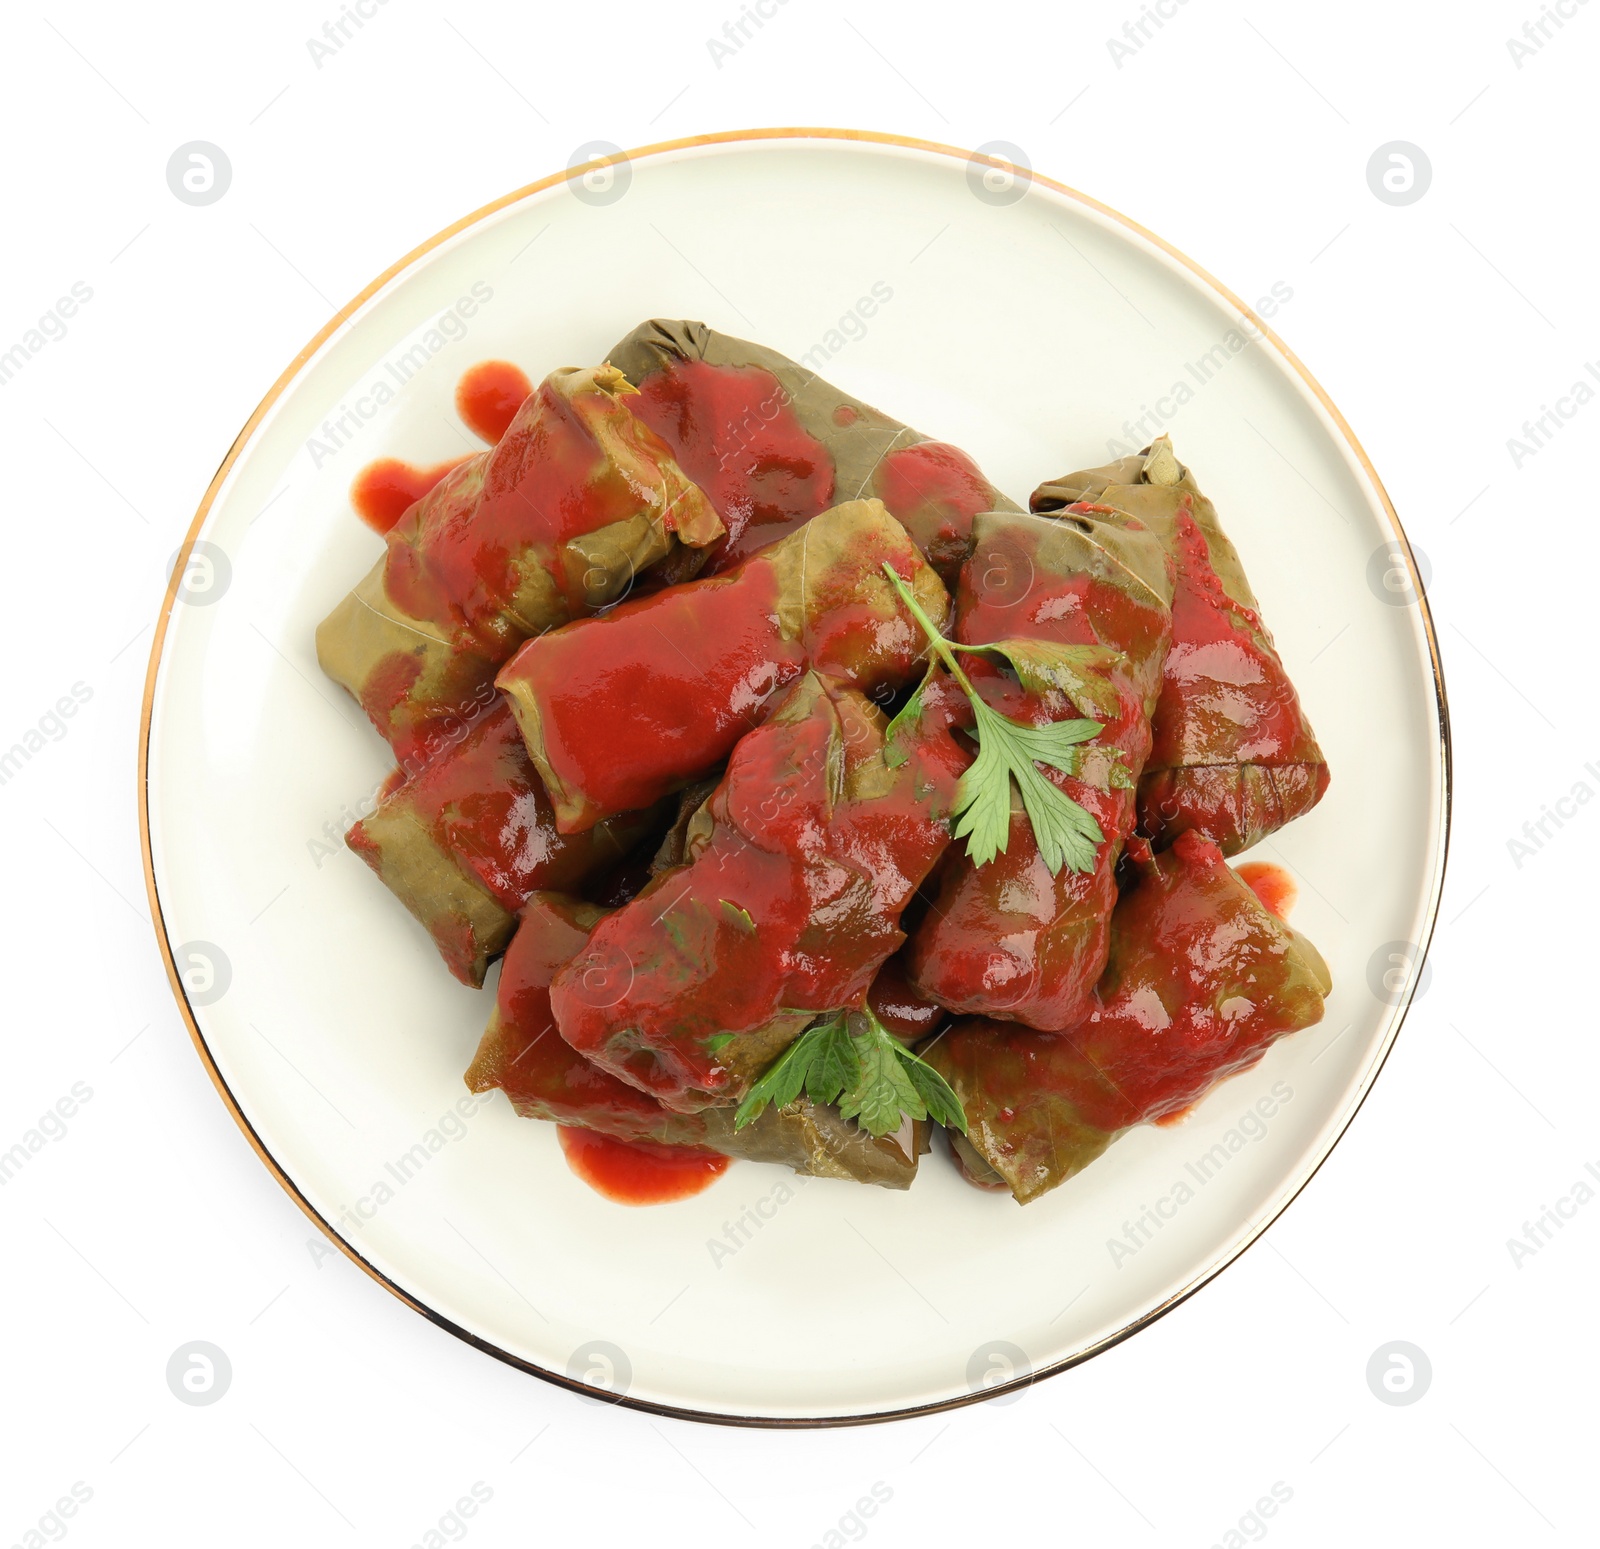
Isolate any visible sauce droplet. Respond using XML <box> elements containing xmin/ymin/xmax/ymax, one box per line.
<box><xmin>350</xmin><ymin>457</ymin><xmax>467</xmax><ymax>536</ymax></box>
<box><xmin>557</xmin><ymin>1126</ymin><xmax>730</xmax><ymax>1205</ymax></box>
<box><xmin>1235</xmin><ymin>861</ymin><xmax>1297</xmax><ymax>921</ymax></box>
<box><xmin>456</xmin><ymin>359</ymin><xmax>533</xmax><ymax>445</ymax></box>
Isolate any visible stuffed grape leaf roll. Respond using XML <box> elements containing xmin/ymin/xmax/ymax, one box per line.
<box><xmin>549</xmin><ymin>671</ymin><xmax>970</xmax><ymax>1114</ymax></box>
<box><xmin>316</xmin><ymin>364</ymin><xmax>724</xmax><ymax>770</ymax></box>
<box><xmin>607</xmin><ymin>318</ymin><xmax>1021</xmax><ymax>580</ymax></box>
<box><xmin>922</xmin><ymin>832</ymin><xmax>1332</xmax><ymax>1204</ymax></box>
<box><xmin>344</xmin><ymin>698</ymin><xmax>657</xmax><ymax>986</ymax></box>
<box><xmin>466</xmin><ymin>892</ymin><xmax>924</xmax><ymax>1187</ymax></box>
<box><xmin>1031</xmin><ymin>436</ymin><xmax>1329</xmax><ymax>855</ymax></box>
<box><xmin>906</xmin><ymin>507</ymin><xmax>1174</xmax><ymax>1030</ymax></box>
<box><xmin>495</xmin><ymin>498</ymin><xmax>949</xmax><ymax>833</ymax></box>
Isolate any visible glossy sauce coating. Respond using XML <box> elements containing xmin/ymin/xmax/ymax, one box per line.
<box><xmin>907</xmin><ymin>510</ymin><xmax>1173</xmax><ymax>1030</ymax></box>
<box><xmin>514</xmin><ymin>562</ymin><xmax>801</xmax><ymax>825</ymax></box>
<box><xmin>621</xmin><ymin>351</ymin><xmax>1013</xmax><ymax>578</ymax></box>
<box><xmin>924</xmin><ymin>832</ymin><xmax>1331</xmax><ymax>1202</ymax></box>
<box><xmin>550</xmin><ymin>674</ymin><xmax>969</xmax><ymax>1113</ymax></box>
<box><xmin>1058</xmin><ymin>835</ymin><xmax>1325</xmax><ymax>1130</ymax></box>
<box><xmin>867</xmin><ymin>950</ymin><xmax>949</xmax><ymax>1045</ymax></box>
<box><xmin>872</xmin><ymin>440</ymin><xmax>997</xmax><ymax>579</ymax></box>
<box><xmin>628</xmin><ymin>357</ymin><xmax>835</xmax><ymax>566</ymax></box>
<box><xmin>384</xmin><ymin>368</ymin><xmax>716</xmax><ymax>650</ymax></box>
<box><xmin>355</xmin><ymin>646</ymin><xmax>502</xmax><ymax>784</ymax></box>
<box><xmin>1153</xmin><ymin>507</ymin><xmax>1299</xmax><ymax>764</ymax></box>
<box><xmin>496</xmin><ymin>501</ymin><xmax>946</xmax><ymax>833</ymax></box>
<box><xmin>1029</xmin><ymin>449</ymin><xmax>1329</xmax><ymax>856</ymax></box>
<box><xmin>467</xmin><ymin>893</ymin><xmax>928</xmax><ymax>1189</ymax></box>
<box><xmin>337</xmin><ymin>365</ymin><xmax>721</xmax><ymax>770</ymax></box>
<box><xmin>356</xmin><ymin>700</ymin><xmax>646</xmax><ymax>913</ymax></box>
<box><xmin>464</xmin><ymin>896</ymin><xmax>733</xmax><ymax>1196</ymax></box>
<box><xmin>908</xmin><ymin>658</ymin><xmax>1124</xmax><ymax>1031</ymax></box>
<box><xmin>344</xmin><ymin>700</ymin><xmax>657</xmax><ymax>986</ymax></box>
<box><xmin>1138</xmin><ymin>500</ymin><xmax>1330</xmax><ymax>853</ymax></box>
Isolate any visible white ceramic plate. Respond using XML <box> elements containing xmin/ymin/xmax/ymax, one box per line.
<box><xmin>142</xmin><ymin>130</ymin><xmax>1447</xmax><ymax>1425</ymax></box>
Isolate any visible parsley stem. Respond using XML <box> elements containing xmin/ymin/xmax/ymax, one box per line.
<box><xmin>880</xmin><ymin>559</ymin><xmax>1107</xmax><ymax>877</ymax></box>
<box><xmin>880</xmin><ymin>563</ymin><xmax>982</xmax><ymax>702</ymax></box>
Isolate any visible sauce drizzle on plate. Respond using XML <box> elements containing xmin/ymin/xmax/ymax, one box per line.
<box><xmin>456</xmin><ymin>359</ymin><xmax>533</xmax><ymax>445</ymax></box>
<box><xmin>1235</xmin><ymin>861</ymin><xmax>1296</xmax><ymax>921</ymax></box>
<box><xmin>557</xmin><ymin>1126</ymin><xmax>730</xmax><ymax>1205</ymax></box>
<box><xmin>350</xmin><ymin>360</ymin><xmax>534</xmax><ymax>534</ymax></box>
<box><xmin>351</xmin><ymin>458</ymin><xmax>467</xmax><ymax>536</ymax></box>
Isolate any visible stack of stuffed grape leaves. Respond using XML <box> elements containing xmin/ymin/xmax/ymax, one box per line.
<box><xmin>318</xmin><ymin>324</ymin><xmax>1334</xmax><ymax>1209</ymax></box>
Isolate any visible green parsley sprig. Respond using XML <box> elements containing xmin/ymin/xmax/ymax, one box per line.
<box><xmin>732</xmin><ymin>1005</ymin><xmax>967</xmax><ymax>1139</ymax></box>
<box><xmin>880</xmin><ymin>563</ymin><xmax>1121</xmax><ymax>876</ymax></box>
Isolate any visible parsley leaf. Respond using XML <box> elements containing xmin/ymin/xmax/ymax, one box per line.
<box><xmin>839</xmin><ymin>1031</ymin><xmax>925</xmax><ymax>1137</ymax></box>
<box><xmin>719</xmin><ymin>899</ymin><xmax>756</xmax><ymax>934</ymax></box>
<box><xmin>901</xmin><ymin>1053</ymin><xmax>967</xmax><ymax>1133</ymax></box>
<box><xmin>805</xmin><ymin>1016</ymin><xmax>858</xmax><ymax>1106</ymax></box>
<box><xmin>881</xmin><ymin>563</ymin><xmax>1112</xmax><ymax>876</ymax></box>
<box><xmin>732</xmin><ymin>1006</ymin><xmax>969</xmax><ymax>1139</ymax></box>
<box><xmin>968</xmin><ymin>706</ymin><xmax>1105</xmax><ymax>875</ymax></box>
<box><xmin>732</xmin><ymin>1016</ymin><xmax>844</xmax><ymax>1130</ymax></box>
<box><xmin>882</xmin><ymin>670</ymin><xmax>930</xmax><ymax>770</ymax></box>
<box><xmin>958</xmin><ymin>639</ymin><xmax>1124</xmax><ymax>720</ymax></box>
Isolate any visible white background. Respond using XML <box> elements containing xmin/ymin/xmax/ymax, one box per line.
<box><xmin>0</xmin><ymin>1</ymin><xmax>1592</xmax><ymax>1545</ymax></box>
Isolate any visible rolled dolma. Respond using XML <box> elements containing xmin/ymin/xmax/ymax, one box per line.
<box><xmin>549</xmin><ymin>671</ymin><xmax>969</xmax><ymax>1114</ymax></box>
<box><xmin>607</xmin><ymin>318</ymin><xmax>1021</xmax><ymax>580</ymax></box>
<box><xmin>345</xmin><ymin>699</ymin><xmax>657</xmax><ymax>986</ymax></box>
<box><xmin>316</xmin><ymin>364</ymin><xmax>724</xmax><ymax>770</ymax></box>
<box><xmin>923</xmin><ymin>832</ymin><xmax>1332</xmax><ymax>1204</ymax></box>
<box><xmin>467</xmin><ymin>892</ymin><xmax>924</xmax><ymax>1187</ymax></box>
<box><xmin>867</xmin><ymin>949</ymin><xmax>949</xmax><ymax>1045</ymax></box>
<box><xmin>1031</xmin><ymin>436</ymin><xmax>1329</xmax><ymax>854</ymax></box>
<box><xmin>907</xmin><ymin>508</ymin><xmax>1174</xmax><ymax>1031</ymax></box>
<box><xmin>495</xmin><ymin>498</ymin><xmax>949</xmax><ymax>833</ymax></box>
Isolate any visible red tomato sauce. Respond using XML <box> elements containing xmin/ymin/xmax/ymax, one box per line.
<box><xmin>907</xmin><ymin>516</ymin><xmax>1170</xmax><ymax>1030</ymax></box>
<box><xmin>1149</xmin><ymin>504</ymin><xmax>1305</xmax><ymax>768</ymax></box>
<box><xmin>557</xmin><ymin>1126</ymin><xmax>730</xmax><ymax>1205</ymax></box>
<box><xmin>371</xmin><ymin>700</ymin><xmax>622</xmax><ymax>910</ymax></box>
<box><xmin>383</xmin><ymin>374</ymin><xmax>695</xmax><ymax>639</ymax></box>
<box><xmin>550</xmin><ymin>679</ymin><xmax>967</xmax><ymax>1109</ymax></box>
<box><xmin>868</xmin><ymin>951</ymin><xmax>948</xmax><ymax>1044</ymax></box>
<box><xmin>456</xmin><ymin>360</ymin><xmax>533</xmax><ymax>445</ymax></box>
<box><xmin>1235</xmin><ymin>861</ymin><xmax>1296</xmax><ymax>920</ymax></box>
<box><xmin>350</xmin><ymin>360</ymin><xmax>532</xmax><ymax>535</ymax></box>
<box><xmin>627</xmin><ymin>357</ymin><xmax>835</xmax><ymax>565</ymax></box>
<box><xmin>508</xmin><ymin>558</ymin><xmax>806</xmax><ymax>827</ymax></box>
<box><xmin>351</xmin><ymin>457</ymin><xmax>468</xmax><ymax>536</ymax></box>
<box><xmin>874</xmin><ymin>440</ymin><xmax>996</xmax><ymax>571</ymax></box>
